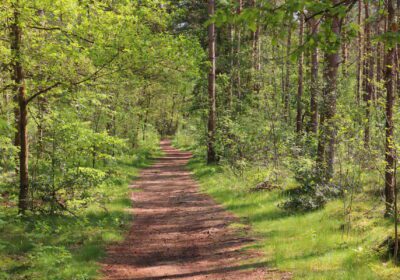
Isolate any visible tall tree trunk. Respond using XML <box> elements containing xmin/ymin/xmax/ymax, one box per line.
<box><xmin>229</xmin><ymin>23</ymin><xmax>234</xmax><ymax>109</ymax></box>
<box><xmin>384</xmin><ymin>0</ymin><xmax>397</xmax><ymax>216</ymax></box>
<box><xmin>397</xmin><ymin>0</ymin><xmax>400</xmax><ymax>99</ymax></box>
<box><xmin>236</xmin><ymin>0</ymin><xmax>242</xmax><ymax>101</ymax></box>
<box><xmin>376</xmin><ymin>16</ymin><xmax>383</xmax><ymax>99</ymax></box>
<box><xmin>363</xmin><ymin>0</ymin><xmax>374</xmax><ymax>147</ymax></box>
<box><xmin>251</xmin><ymin>0</ymin><xmax>261</xmax><ymax>94</ymax></box>
<box><xmin>309</xmin><ymin>18</ymin><xmax>319</xmax><ymax>134</ymax></box>
<box><xmin>284</xmin><ymin>24</ymin><xmax>292</xmax><ymax>121</ymax></box>
<box><xmin>356</xmin><ymin>0</ymin><xmax>363</xmax><ymax>104</ymax></box>
<box><xmin>11</xmin><ymin>2</ymin><xmax>29</xmax><ymax>213</ymax></box>
<box><xmin>296</xmin><ymin>12</ymin><xmax>304</xmax><ymax>133</ymax></box>
<box><xmin>317</xmin><ymin>0</ymin><xmax>342</xmax><ymax>182</ymax></box>
<box><xmin>207</xmin><ymin>0</ymin><xmax>217</xmax><ymax>164</ymax></box>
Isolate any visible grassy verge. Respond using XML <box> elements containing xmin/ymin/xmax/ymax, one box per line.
<box><xmin>0</xmin><ymin>147</ymin><xmax>160</xmax><ymax>280</ymax></box>
<box><xmin>184</xmin><ymin>154</ymin><xmax>400</xmax><ymax>280</ymax></box>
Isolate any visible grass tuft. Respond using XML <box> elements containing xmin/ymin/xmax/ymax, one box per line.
<box><xmin>0</xmin><ymin>146</ymin><xmax>161</xmax><ymax>280</ymax></box>
<box><xmin>186</xmin><ymin>155</ymin><xmax>400</xmax><ymax>280</ymax></box>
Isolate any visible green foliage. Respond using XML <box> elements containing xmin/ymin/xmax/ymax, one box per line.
<box><xmin>0</xmin><ymin>119</ymin><xmax>16</xmax><ymax>173</ymax></box>
<box><xmin>1</xmin><ymin>0</ymin><xmax>399</xmax><ymax>278</ymax></box>
<box><xmin>0</xmin><ymin>0</ymin><xmax>203</xmax><ymax>213</ymax></box>
<box><xmin>278</xmin><ymin>157</ymin><xmax>342</xmax><ymax>211</ymax></box>
<box><xmin>0</xmin><ymin>146</ymin><xmax>158</xmax><ymax>280</ymax></box>
<box><xmin>0</xmin><ymin>1</ymin><xmax>202</xmax><ymax>277</ymax></box>
<box><xmin>280</xmin><ymin>182</ymin><xmax>344</xmax><ymax>212</ymax></box>
<box><xmin>184</xmin><ymin>155</ymin><xmax>399</xmax><ymax>279</ymax></box>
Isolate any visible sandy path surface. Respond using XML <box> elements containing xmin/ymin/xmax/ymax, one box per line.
<box><xmin>101</xmin><ymin>140</ymin><xmax>290</xmax><ymax>280</ymax></box>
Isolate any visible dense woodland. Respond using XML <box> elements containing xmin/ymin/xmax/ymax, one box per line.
<box><xmin>1</xmin><ymin>0</ymin><xmax>400</xmax><ymax>279</ymax></box>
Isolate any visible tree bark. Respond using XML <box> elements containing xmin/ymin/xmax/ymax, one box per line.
<box><xmin>384</xmin><ymin>0</ymin><xmax>397</xmax><ymax>216</ymax></box>
<box><xmin>251</xmin><ymin>0</ymin><xmax>261</xmax><ymax>94</ymax></box>
<box><xmin>309</xmin><ymin>18</ymin><xmax>319</xmax><ymax>134</ymax></box>
<box><xmin>236</xmin><ymin>0</ymin><xmax>242</xmax><ymax>101</ymax></box>
<box><xmin>375</xmin><ymin>0</ymin><xmax>384</xmax><ymax>100</ymax></box>
<box><xmin>284</xmin><ymin>24</ymin><xmax>292</xmax><ymax>121</ymax></box>
<box><xmin>229</xmin><ymin>23</ymin><xmax>234</xmax><ymax>109</ymax></box>
<box><xmin>11</xmin><ymin>2</ymin><xmax>29</xmax><ymax>213</ymax></box>
<box><xmin>317</xmin><ymin>0</ymin><xmax>342</xmax><ymax>182</ymax></box>
<box><xmin>296</xmin><ymin>12</ymin><xmax>304</xmax><ymax>133</ymax></box>
<box><xmin>363</xmin><ymin>0</ymin><xmax>374</xmax><ymax>147</ymax></box>
<box><xmin>207</xmin><ymin>0</ymin><xmax>217</xmax><ymax>164</ymax></box>
<box><xmin>356</xmin><ymin>0</ymin><xmax>363</xmax><ymax>104</ymax></box>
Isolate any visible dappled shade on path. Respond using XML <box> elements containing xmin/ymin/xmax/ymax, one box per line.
<box><xmin>101</xmin><ymin>140</ymin><xmax>290</xmax><ymax>280</ymax></box>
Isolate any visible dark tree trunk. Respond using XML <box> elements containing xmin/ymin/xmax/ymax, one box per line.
<box><xmin>384</xmin><ymin>0</ymin><xmax>397</xmax><ymax>216</ymax></box>
<box><xmin>363</xmin><ymin>1</ymin><xmax>374</xmax><ymax>147</ymax></box>
<box><xmin>207</xmin><ymin>0</ymin><xmax>217</xmax><ymax>164</ymax></box>
<box><xmin>11</xmin><ymin>2</ymin><xmax>29</xmax><ymax>213</ymax></box>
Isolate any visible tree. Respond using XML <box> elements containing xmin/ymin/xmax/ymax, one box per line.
<box><xmin>296</xmin><ymin>11</ymin><xmax>304</xmax><ymax>133</ymax></box>
<box><xmin>384</xmin><ymin>0</ymin><xmax>397</xmax><ymax>216</ymax></box>
<box><xmin>309</xmin><ymin>17</ymin><xmax>319</xmax><ymax>134</ymax></box>
<box><xmin>316</xmin><ymin>0</ymin><xmax>344</xmax><ymax>181</ymax></box>
<box><xmin>356</xmin><ymin>0</ymin><xmax>363</xmax><ymax>104</ymax></box>
<box><xmin>207</xmin><ymin>0</ymin><xmax>217</xmax><ymax>164</ymax></box>
<box><xmin>284</xmin><ymin>22</ymin><xmax>292</xmax><ymax>121</ymax></box>
<box><xmin>363</xmin><ymin>0</ymin><xmax>374</xmax><ymax>147</ymax></box>
<box><xmin>10</xmin><ymin>0</ymin><xmax>29</xmax><ymax>212</ymax></box>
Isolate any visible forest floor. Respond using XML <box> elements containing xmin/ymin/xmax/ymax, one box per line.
<box><xmin>0</xmin><ymin>147</ymin><xmax>158</xmax><ymax>280</ymax></box>
<box><xmin>101</xmin><ymin>140</ymin><xmax>290</xmax><ymax>280</ymax></box>
<box><xmin>176</xmin><ymin>144</ymin><xmax>400</xmax><ymax>279</ymax></box>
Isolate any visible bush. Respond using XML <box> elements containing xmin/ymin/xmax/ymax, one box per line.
<box><xmin>280</xmin><ymin>159</ymin><xmax>344</xmax><ymax>212</ymax></box>
<box><xmin>31</xmin><ymin>167</ymin><xmax>106</xmax><ymax>214</ymax></box>
<box><xmin>279</xmin><ymin>183</ymin><xmax>343</xmax><ymax>212</ymax></box>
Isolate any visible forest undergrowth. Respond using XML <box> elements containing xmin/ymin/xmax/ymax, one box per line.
<box><xmin>0</xmin><ymin>141</ymin><xmax>161</xmax><ymax>280</ymax></box>
<box><xmin>174</xmin><ymin>133</ymin><xmax>400</xmax><ymax>280</ymax></box>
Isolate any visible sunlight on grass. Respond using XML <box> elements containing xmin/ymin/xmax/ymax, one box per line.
<box><xmin>0</xmin><ymin>147</ymin><xmax>161</xmax><ymax>280</ymax></box>
<box><xmin>187</xmin><ymin>157</ymin><xmax>400</xmax><ymax>280</ymax></box>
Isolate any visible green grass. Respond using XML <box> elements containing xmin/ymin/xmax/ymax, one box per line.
<box><xmin>0</xmin><ymin>147</ymin><xmax>161</xmax><ymax>280</ymax></box>
<box><xmin>186</xmin><ymin>156</ymin><xmax>400</xmax><ymax>280</ymax></box>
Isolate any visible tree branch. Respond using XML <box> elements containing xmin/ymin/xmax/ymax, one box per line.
<box><xmin>27</xmin><ymin>25</ymin><xmax>95</xmax><ymax>44</ymax></box>
<box><xmin>26</xmin><ymin>51</ymin><xmax>121</xmax><ymax>104</ymax></box>
<box><xmin>71</xmin><ymin>51</ymin><xmax>120</xmax><ymax>86</ymax></box>
<box><xmin>0</xmin><ymin>84</ymin><xmax>14</xmax><ymax>92</ymax></box>
<box><xmin>26</xmin><ymin>82</ymin><xmax>62</xmax><ymax>104</ymax></box>
<box><xmin>305</xmin><ymin>0</ymin><xmax>357</xmax><ymax>22</ymax></box>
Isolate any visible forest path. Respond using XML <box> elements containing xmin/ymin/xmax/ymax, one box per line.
<box><xmin>101</xmin><ymin>140</ymin><xmax>290</xmax><ymax>280</ymax></box>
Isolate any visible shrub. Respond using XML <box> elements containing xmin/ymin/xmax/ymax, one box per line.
<box><xmin>280</xmin><ymin>159</ymin><xmax>344</xmax><ymax>212</ymax></box>
<box><xmin>279</xmin><ymin>183</ymin><xmax>343</xmax><ymax>212</ymax></box>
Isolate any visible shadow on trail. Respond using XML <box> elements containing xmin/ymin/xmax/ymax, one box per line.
<box><xmin>124</xmin><ymin>261</ymin><xmax>273</xmax><ymax>280</ymax></box>
<box><xmin>102</xmin><ymin>140</ymin><xmax>290</xmax><ymax>280</ymax></box>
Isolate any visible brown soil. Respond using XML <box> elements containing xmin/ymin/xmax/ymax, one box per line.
<box><xmin>101</xmin><ymin>140</ymin><xmax>290</xmax><ymax>280</ymax></box>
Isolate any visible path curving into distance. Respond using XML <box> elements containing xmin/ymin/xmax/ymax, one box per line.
<box><xmin>102</xmin><ymin>140</ymin><xmax>290</xmax><ymax>280</ymax></box>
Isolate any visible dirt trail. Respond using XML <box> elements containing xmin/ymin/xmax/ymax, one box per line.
<box><xmin>102</xmin><ymin>140</ymin><xmax>289</xmax><ymax>280</ymax></box>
